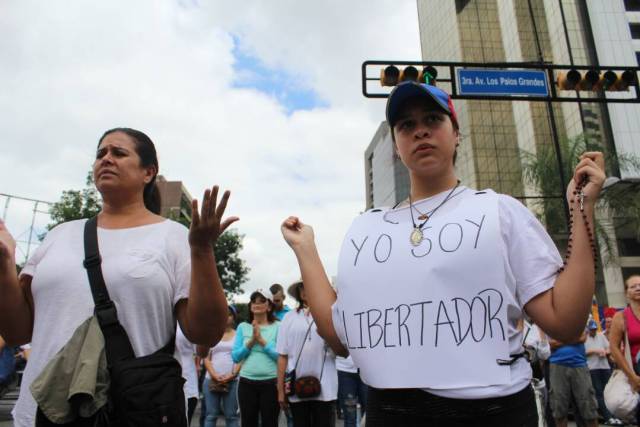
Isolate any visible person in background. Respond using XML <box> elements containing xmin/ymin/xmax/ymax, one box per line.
<box><xmin>233</xmin><ymin>290</ymin><xmax>280</xmax><ymax>427</ymax></box>
<box><xmin>0</xmin><ymin>335</ymin><xmax>15</xmax><ymax>394</ymax></box>
<box><xmin>177</xmin><ymin>325</ymin><xmax>200</xmax><ymax>424</ymax></box>
<box><xmin>203</xmin><ymin>305</ymin><xmax>240</xmax><ymax>427</ymax></box>
<box><xmin>548</xmin><ymin>330</ymin><xmax>599</xmax><ymax>427</ymax></box>
<box><xmin>608</xmin><ymin>275</ymin><xmax>640</xmax><ymax>425</ymax></box>
<box><xmin>603</xmin><ymin>308</ymin><xmax>618</xmax><ymax>340</ymax></box>
<box><xmin>336</xmin><ymin>355</ymin><xmax>367</xmax><ymax>427</ymax></box>
<box><xmin>271</xmin><ymin>283</ymin><xmax>292</xmax><ymax>321</ymax></box>
<box><xmin>584</xmin><ymin>319</ymin><xmax>623</xmax><ymax>425</ymax></box>
<box><xmin>277</xmin><ymin>280</ymin><xmax>337</xmax><ymax>427</ymax></box>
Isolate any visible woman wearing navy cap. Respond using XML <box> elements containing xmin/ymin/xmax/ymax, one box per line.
<box><xmin>281</xmin><ymin>81</ymin><xmax>605</xmax><ymax>425</ymax></box>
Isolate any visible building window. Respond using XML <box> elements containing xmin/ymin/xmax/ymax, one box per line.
<box><xmin>625</xmin><ymin>0</ymin><xmax>640</xmax><ymax>11</ymax></box>
<box><xmin>630</xmin><ymin>23</ymin><xmax>640</xmax><ymax>39</ymax></box>
<box><xmin>636</xmin><ymin>51</ymin><xmax>640</xmax><ymax>65</ymax></box>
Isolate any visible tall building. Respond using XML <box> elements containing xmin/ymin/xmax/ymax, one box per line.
<box><xmin>365</xmin><ymin>122</ymin><xmax>410</xmax><ymax>209</ymax></box>
<box><xmin>156</xmin><ymin>175</ymin><xmax>193</xmax><ymax>225</ymax></box>
<box><xmin>365</xmin><ymin>0</ymin><xmax>640</xmax><ymax>306</ymax></box>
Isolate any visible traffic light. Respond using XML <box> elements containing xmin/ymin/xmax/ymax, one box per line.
<box><xmin>557</xmin><ymin>69</ymin><xmax>637</xmax><ymax>91</ymax></box>
<box><xmin>380</xmin><ymin>65</ymin><xmax>439</xmax><ymax>86</ymax></box>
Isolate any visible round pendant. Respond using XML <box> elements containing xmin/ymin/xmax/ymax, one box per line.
<box><xmin>410</xmin><ymin>228</ymin><xmax>423</xmax><ymax>246</ymax></box>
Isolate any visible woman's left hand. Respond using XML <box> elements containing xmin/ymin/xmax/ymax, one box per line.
<box><xmin>566</xmin><ymin>151</ymin><xmax>605</xmax><ymax>209</ymax></box>
<box><xmin>189</xmin><ymin>186</ymin><xmax>239</xmax><ymax>250</ymax></box>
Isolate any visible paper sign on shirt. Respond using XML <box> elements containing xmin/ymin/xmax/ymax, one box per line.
<box><xmin>334</xmin><ymin>191</ymin><xmax>510</xmax><ymax>389</ymax></box>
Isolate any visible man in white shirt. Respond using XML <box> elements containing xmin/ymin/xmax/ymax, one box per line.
<box><xmin>584</xmin><ymin>319</ymin><xmax>623</xmax><ymax>426</ymax></box>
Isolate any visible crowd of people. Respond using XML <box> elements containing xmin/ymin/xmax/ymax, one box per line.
<box><xmin>0</xmin><ymin>80</ymin><xmax>617</xmax><ymax>426</ymax></box>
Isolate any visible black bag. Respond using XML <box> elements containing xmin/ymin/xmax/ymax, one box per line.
<box><xmin>36</xmin><ymin>217</ymin><xmax>187</xmax><ymax>426</ymax></box>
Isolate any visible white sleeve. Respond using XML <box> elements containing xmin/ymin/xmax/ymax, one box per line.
<box><xmin>19</xmin><ymin>221</ymin><xmax>68</xmax><ymax>278</ymax></box>
<box><xmin>276</xmin><ymin>312</ymin><xmax>290</xmax><ymax>355</ymax></box>
<box><xmin>168</xmin><ymin>222</ymin><xmax>191</xmax><ymax>306</ymax></box>
<box><xmin>499</xmin><ymin>195</ymin><xmax>563</xmax><ymax>307</ymax></box>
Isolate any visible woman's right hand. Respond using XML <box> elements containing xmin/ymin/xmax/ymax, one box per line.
<box><xmin>0</xmin><ymin>219</ymin><xmax>16</xmax><ymax>273</ymax></box>
<box><xmin>281</xmin><ymin>216</ymin><xmax>315</xmax><ymax>250</ymax></box>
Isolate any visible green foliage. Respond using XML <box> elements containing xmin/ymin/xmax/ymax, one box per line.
<box><xmin>47</xmin><ymin>172</ymin><xmax>101</xmax><ymax>230</ymax></box>
<box><xmin>213</xmin><ymin>229</ymin><xmax>250</xmax><ymax>298</ymax></box>
<box><xmin>522</xmin><ymin>134</ymin><xmax>640</xmax><ymax>263</ymax></box>
<box><xmin>233</xmin><ymin>302</ymin><xmax>250</xmax><ymax>324</ymax></box>
<box><xmin>168</xmin><ymin>214</ymin><xmax>250</xmax><ymax>299</ymax></box>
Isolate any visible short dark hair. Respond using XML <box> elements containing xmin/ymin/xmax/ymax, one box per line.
<box><xmin>98</xmin><ymin>128</ymin><xmax>161</xmax><ymax>214</ymax></box>
<box><xmin>269</xmin><ymin>283</ymin><xmax>284</xmax><ymax>295</ymax></box>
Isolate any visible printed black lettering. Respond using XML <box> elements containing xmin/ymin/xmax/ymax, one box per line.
<box><xmin>351</xmin><ymin>236</ymin><xmax>368</xmax><ymax>267</ymax></box>
<box><xmin>438</xmin><ymin>223</ymin><xmax>463</xmax><ymax>253</ymax></box>
<box><xmin>409</xmin><ymin>301</ymin><xmax>432</xmax><ymax>346</ymax></box>
<box><xmin>434</xmin><ymin>301</ymin><xmax>458</xmax><ymax>347</ymax></box>
<box><xmin>479</xmin><ymin>288</ymin><xmax>505</xmax><ymax>340</ymax></box>
<box><xmin>367</xmin><ymin>309</ymin><xmax>384</xmax><ymax>348</ymax></box>
<box><xmin>354</xmin><ymin>311</ymin><xmax>367</xmax><ymax>349</ymax></box>
<box><xmin>470</xmin><ymin>296</ymin><xmax>488</xmax><ymax>342</ymax></box>
<box><xmin>395</xmin><ymin>304</ymin><xmax>412</xmax><ymax>346</ymax></box>
<box><xmin>383</xmin><ymin>307</ymin><xmax>396</xmax><ymax>348</ymax></box>
<box><xmin>374</xmin><ymin>234</ymin><xmax>392</xmax><ymax>263</ymax></box>
<box><xmin>452</xmin><ymin>297</ymin><xmax>472</xmax><ymax>346</ymax></box>
<box><xmin>410</xmin><ymin>226</ymin><xmax>432</xmax><ymax>258</ymax></box>
<box><xmin>342</xmin><ymin>310</ymin><xmax>354</xmax><ymax>349</ymax></box>
<box><xmin>465</xmin><ymin>215</ymin><xmax>486</xmax><ymax>249</ymax></box>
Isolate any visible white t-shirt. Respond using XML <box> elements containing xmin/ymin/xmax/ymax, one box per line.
<box><xmin>335</xmin><ymin>355</ymin><xmax>358</xmax><ymax>374</ymax></box>
<box><xmin>331</xmin><ymin>187</ymin><xmax>562</xmax><ymax>399</ymax></box>
<box><xmin>523</xmin><ymin>322</ymin><xmax>551</xmax><ymax>361</ymax></box>
<box><xmin>176</xmin><ymin>327</ymin><xmax>199</xmax><ymax>399</ymax></box>
<box><xmin>277</xmin><ymin>309</ymin><xmax>338</xmax><ymax>402</ymax></box>
<box><xmin>13</xmin><ymin>219</ymin><xmax>191</xmax><ymax>427</ymax></box>
<box><xmin>207</xmin><ymin>334</ymin><xmax>235</xmax><ymax>379</ymax></box>
<box><xmin>585</xmin><ymin>332</ymin><xmax>611</xmax><ymax>370</ymax></box>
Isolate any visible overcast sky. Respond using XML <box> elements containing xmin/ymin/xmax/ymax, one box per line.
<box><xmin>1</xmin><ymin>0</ymin><xmax>421</xmax><ymax>301</ymax></box>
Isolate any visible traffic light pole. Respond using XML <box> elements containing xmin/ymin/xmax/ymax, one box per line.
<box><xmin>363</xmin><ymin>60</ymin><xmax>640</xmax><ymax>232</ymax></box>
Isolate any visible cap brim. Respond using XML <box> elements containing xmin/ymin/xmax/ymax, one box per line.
<box><xmin>386</xmin><ymin>82</ymin><xmax>451</xmax><ymax>127</ymax></box>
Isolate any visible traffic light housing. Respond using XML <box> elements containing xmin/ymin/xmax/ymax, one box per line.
<box><xmin>380</xmin><ymin>65</ymin><xmax>439</xmax><ymax>86</ymax></box>
<box><xmin>557</xmin><ymin>69</ymin><xmax>637</xmax><ymax>92</ymax></box>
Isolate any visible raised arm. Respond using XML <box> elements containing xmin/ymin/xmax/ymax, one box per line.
<box><xmin>177</xmin><ymin>186</ymin><xmax>237</xmax><ymax>347</ymax></box>
<box><xmin>525</xmin><ymin>152</ymin><xmax>605</xmax><ymax>342</ymax></box>
<box><xmin>281</xmin><ymin>217</ymin><xmax>347</xmax><ymax>357</ymax></box>
<box><xmin>0</xmin><ymin>219</ymin><xmax>34</xmax><ymax>346</ymax></box>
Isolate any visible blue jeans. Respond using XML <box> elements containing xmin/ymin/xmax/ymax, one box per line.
<box><xmin>337</xmin><ymin>370</ymin><xmax>368</xmax><ymax>427</ymax></box>
<box><xmin>589</xmin><ymin>368</ymin><xmax>613</xmax><ymax>420</ymax></box>
<box><xmin>203</xmin><ymin>377</ymin><xmax>240</xmax><ymax>427</ymax></box>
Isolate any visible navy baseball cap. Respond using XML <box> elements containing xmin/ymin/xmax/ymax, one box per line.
<box><xmin>587</xmin><ymin>319</ymin><xmax>598</xmax><ymax>330</ymax></box>
<box><xmin>386</xmin><ymin>82</ymin><xmax>458</xmax><ymax>129</ymax></box>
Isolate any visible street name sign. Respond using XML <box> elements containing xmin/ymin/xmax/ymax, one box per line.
<box><xmin>456</xmin><ymin>69</ymin><xmax>549</xmax><ymax>97</ymax></box>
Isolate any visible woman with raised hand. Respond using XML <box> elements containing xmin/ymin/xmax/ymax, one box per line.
<box><xmin>0</xmin><ymin>127</ymin><xmax>235</xmax><ymax>426</ymax></box>
<box><xmin>281</xmin><ymin>82</ymin><xmax>605</xmax><ymax>426</ymax></box>
<box><xmin>232</xmin><ymin>290</ymin><xmax>280</xmax><ymax>427</ymax></box>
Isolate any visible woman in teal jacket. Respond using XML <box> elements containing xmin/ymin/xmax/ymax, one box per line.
<box><xmin>232</xmin><ymin>290</ymin><xmax>280</xmax><ymax>427</ymax></box>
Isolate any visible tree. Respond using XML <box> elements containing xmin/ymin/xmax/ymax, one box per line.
<box><xmin>521</xmin><ymin>134</ymin><xmax>640</xmax><ymax>263</ymax></box>
<box><xmin>47</xmin><ymin>173</ymin><xmax>249</xmax><ymax>297</ymax></box>
<box><xmin>48</xmin><ymin>172</ymin><xmax>101</xmax><ymax>230</ymax></box>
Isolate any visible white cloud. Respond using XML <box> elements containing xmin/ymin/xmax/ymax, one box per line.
<box><xmin>1</xmin><ymin>0</ymin><xmax>420</xmax><ymax>299</ymax></box>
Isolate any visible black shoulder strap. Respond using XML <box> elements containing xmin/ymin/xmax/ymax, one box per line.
<box><xmin>293</xmin><ymin>318</ymin><xmax>315</xmax><ymax>371</ymax></box>
<box><xmin>83</xmin><ymin>217</ymin><xmax>136</xmax><ymax>365</ymax></box>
